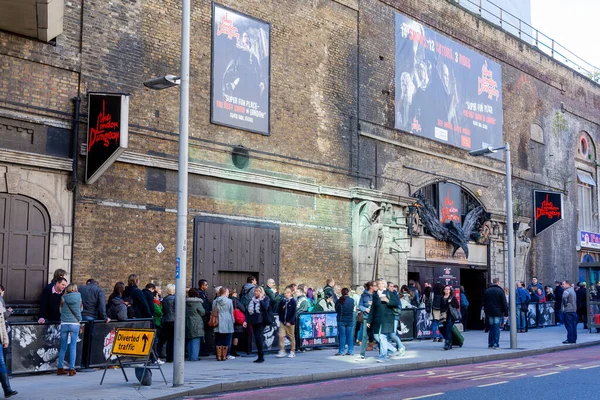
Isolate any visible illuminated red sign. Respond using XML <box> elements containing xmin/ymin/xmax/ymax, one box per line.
<box><xmin>533</xmin><ymin>190</ymin><xmax>563</xmax><ymax>236</ymax></box>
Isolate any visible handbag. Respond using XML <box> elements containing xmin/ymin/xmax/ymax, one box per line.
<box><xmin>208</xmin><ymin>306</ymin><xmax>219</xmax><ymax>328</ymax></box>
<box><xmin>65</xmin><ymin>300</ymin><xmax>84</xmax><ymax>334</ymax></box>
<box><xmin>449</xmin><ymin>305</ymin><xmax>462</xmax><ymax>322</ymax></box>
<box><xmin>233</xmin><ymin>308</ymin><xmax>245</xmax><ymax>325</ymax></box>
<box><xmin>356</xmin><ymin>311</ymin><xmax>364</xmax><ymax>323</ymax></box>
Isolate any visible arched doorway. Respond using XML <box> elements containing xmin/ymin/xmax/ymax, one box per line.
<box><xmin>0</xmin><ymin>194</ymin><xmax>50</xmax><ymax>304</ymax></box>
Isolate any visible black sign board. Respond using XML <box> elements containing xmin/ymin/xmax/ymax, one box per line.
<box><xmin>395</xmin><ymin>13</ymin><xmax>503</xmax><ymax>157</ymax></box>
<box><xmin>298</xmin><ymin>312</ymin><xmax>338</xmax><ymax>348</ymax></box>
<box><xmin>211</xmin><ymin>3</ymin><xmax>271</xmax><ymax>135</ymax></box>
<box><xmin>533</xmin><ymin>190</ymin><xmax>563</xmax><ymax>236</ymax></box>
<box><xmin>87</xmin><ymin>320</ymin><xmax>153</xmax><ymax>367</ymax></box>
<box><xmin>434</xmin><ymin>265</ymin><xmax>461</xmax><ymax>288</ymax></box>
<box><xmin>398</xmin><ymin>309</ymin><xmax>415</xmax><ymax>340</ymax></box>
<box><xmin>86</xmin><ymin>93</ymin><xmax>129</xmax><ymax>184</ymax></box>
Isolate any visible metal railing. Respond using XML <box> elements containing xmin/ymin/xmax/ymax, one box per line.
<box><xmin>449</xmin><ymin>0</ymin><xmax>599</xmax><ymax>81</ymax></box>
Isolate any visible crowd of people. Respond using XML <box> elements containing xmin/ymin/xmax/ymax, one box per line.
<box><xmin>26</xmin><ymin>269</ymin><xmax>597</xmax><ymax>383</ymax></box>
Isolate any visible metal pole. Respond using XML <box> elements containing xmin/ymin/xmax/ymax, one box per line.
<box><xmin>173</xmin><ymin>0</ymin><xmax>190</xmax><ymax>387</ymax></box>
<box><xmin>505</xmin><ymin>143</ymin><xmax>517</xmax><ymax>349</ymax></box>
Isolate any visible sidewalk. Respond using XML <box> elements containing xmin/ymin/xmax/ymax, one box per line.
<box><xmin>12</xmin><ymin>325</ymin><xmax>600</xmax><ymax>400</ymax></box>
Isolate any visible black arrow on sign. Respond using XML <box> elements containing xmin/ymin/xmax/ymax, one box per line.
<box><xmin>142</xmin><ymin>334</ymin><xmax>149</xmax><ymax>352</ymax></box>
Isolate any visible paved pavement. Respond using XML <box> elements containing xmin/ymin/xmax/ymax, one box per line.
<box><xmin>10</xmin><ymin>325</ymin><xmax>600</xmax><ymax>400</ymax></box>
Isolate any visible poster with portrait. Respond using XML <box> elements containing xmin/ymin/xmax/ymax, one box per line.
<box><xmin>536</xmin><ymin>302</ymin><xmax>555</xmax><ymax>326</ymax></box>
<box><xmin>211</xmin><ymin>3</ymin><xmax>270</xmax><ymax>135</ymax></box>
<box><xmin>527</xmin><ymin>303</ymin><xmax>538</xmax><ymax>328</ymax></box>
<box><xmin>298</xmin><ymin>312</ymin><xmax>338</xmax><ymax>348</ymax></box>
<box><xmin>399</xmin><ymin>309</ymin><xmax>415</xmax><ymax>340</ymax></box>
<box><xmin>395</xmin><ymin>12</ymin><xmax>503</xmax><ymax>157</ymax></box>
<box><xmin>415</xmin><ymin>308</ymin><xmax>433</xmax><ymax>338</ymax></box>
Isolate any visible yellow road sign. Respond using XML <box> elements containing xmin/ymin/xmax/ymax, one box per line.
<box><xmin>111</xmin><ymin>328</ymin><xmax>156</xmax><ymax>357</ymax></box>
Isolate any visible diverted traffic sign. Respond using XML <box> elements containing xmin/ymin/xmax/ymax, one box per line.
<box><xmin>110</xmin><ymin>328</ymin><xmax>155</xmax><ymax>357</ymax></box>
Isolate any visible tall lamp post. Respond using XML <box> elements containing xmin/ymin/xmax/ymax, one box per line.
<box><xmin>469</xmin><ymin>143</ymin><xmax>517</xmax><ymax>350</ymax></box>
<box><xmin>143</xmin><ymin>0</ymin><xmax>190</xmax><ymax>386</ymax></box>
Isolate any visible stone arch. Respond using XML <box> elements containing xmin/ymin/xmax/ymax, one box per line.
<box><xmin>576</xmin><ymin>131</ymin><xmax>596</xmax><ymax>163</ymax></box>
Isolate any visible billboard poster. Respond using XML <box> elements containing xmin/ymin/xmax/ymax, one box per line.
<box><xmin>395</xmin><ymin>13</ymin><xmax>503</xmax><ymax>156</ymax></box>
<box><xmin>298</xmin><ymin>312</ymin><xmax>338</xmax><ymax>348</ymax></box>
<box><xmin>439</xmin><ymin>182</ymin><xmax>462</xmax><ymax>225</ymax></box>
<box><xmin>434</xmin><ymin>265</ymin><xmax>461</xmax><ymax>288</ymax></box>
<box><xmin>580</xmin><ymin>230</ymin><xmax>600</xmax><ymax>250</ymax></box>
<box><xmin>398</xmin><ymin>309</ymin><xmax>415</xmax><ymax>340</ymax></box>
<box><xmin>86</xmin><ymin>93</ymin><xmax>129</xmax><ymax>184</ymax></box>
<box><xmin>211</xmin><ymin>3</ymin><xmax>270</xmax><ymax>135</ymax></box>
<box><xmin>533</xmin><ymin>190</ymin><xmax>563</xmax><ymax>236</ymax></box>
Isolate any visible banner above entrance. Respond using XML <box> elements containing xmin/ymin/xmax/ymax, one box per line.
<box><xmin>409</xmin><ymin>237</ymin><xmax>487</xmax><ymax>266</ymax></box>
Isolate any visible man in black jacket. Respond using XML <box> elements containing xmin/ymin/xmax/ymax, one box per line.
<box><xmin>482</xmin><ymin>277</ymin><xmax>508</xmax><ymax>349</ymax></box>
<box><xmin>123</xmin><ymin>274</ymin><xmax>151</xmax><ymax>318</ymax></box>
<box><xmin>38</xmin><ymin>277</ymin><xmax>68</xmax><ymax>324</ymax></box>
<box><xmin>323</xmin><ymin>278</ymin><xmax>338</xmax><ymax>302</ymax></box>
<box><xmin>142</xmin><ymin>283</ymin><xmax>157</xmax><ymax>318</ymax></box>
<box><xmin>79</xmin><ymin>279</ymin><xmax>110</xmax><ymax>322</ymax></box>
<box><xmin>554</xmin><ymin>280</ymin><xmax>564</xmax><ymax>325</ymax></box>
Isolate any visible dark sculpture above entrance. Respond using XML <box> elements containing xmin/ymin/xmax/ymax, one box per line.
<box><xmin>413</xmin><ymin>192</ymin><xmax>486</xmax><ymax>258</ymax></box>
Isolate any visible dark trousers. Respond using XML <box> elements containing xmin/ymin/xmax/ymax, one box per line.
<box><xmin>460</xmin><ymin>306</ymin><xmax>468</xmax><ymax>330</ymax></box>
<box><xmin>565</xmin><ymin>312</ymin><xmax>578</xmax><ymax>343</ymax></box>
<box><xmin>162</xmin><ymin>321</ymin><xmax>175</xmax><ymax>362</ymax></box>
<box><xmin>252</xmin><ymin>323</ymin><xmax>266</xmax><ymax>356</ymax></box>
<box><xmin>442</xmin><ymin>318</ymin><xmax>454</xmax><ymax>343</ymax></box>
<box><xmin>215</xmin><ymin>332</ymin><xmax>232</xmax><ymax>347</ymax></box>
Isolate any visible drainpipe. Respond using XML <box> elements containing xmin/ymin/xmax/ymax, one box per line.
<box><xmin>69</xmin><ymin>96</ymin><xmax>81</xmax><ymax>278</ymax></box>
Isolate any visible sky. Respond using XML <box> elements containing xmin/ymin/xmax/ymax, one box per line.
<box><xmin>530</xmin><ymin>0</ymin><xmax>600</xmax><ymax>71</ymax></box>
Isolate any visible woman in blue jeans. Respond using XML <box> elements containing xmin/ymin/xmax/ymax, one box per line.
<box><xmin>335</xmin><ymin>288</ymin><xmax>355</xmax><ymax>355</ymax></box>
<box><xmin>57</xmin><ymin>283</ymin><xmax>82</xmax><ymax>376</ymax></box>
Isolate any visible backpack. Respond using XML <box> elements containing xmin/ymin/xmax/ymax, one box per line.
<box><xmin>240</xmin><ymin>285</ymin><xmax>255</xmax><ymax>307</ymax></box>
<box><xmin>311</xmin><ymin>303</ymin><xmax>324</xmax><ymax>312</ymax></box>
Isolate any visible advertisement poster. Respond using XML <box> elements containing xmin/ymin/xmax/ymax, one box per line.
<box><xmin>434</xmin><ymin>265</ymin><xmax>461</xmax><ymax>288</ymax></box>
<box><xmin>398</xmin><ymin>309</ymin><xmax>415</xmax><ymax>340</ymax></box>
<box><xmin>534</xmin><ymin>190</ymin><xmax>563</xmax><ymax>236</ymax></box>
<box><xmin>580</xmin><ymin>230</ymin><xmax>600</xmax><ymax>250</ymax></box>
<box><xmin>439</xmin><ymin>182</ymin><xmax>462</xmax><ymax>225</ymax></box>
<box><xmin>415</xmin><ymin>308</ymin><xmax>432</xmax><ymax>338</ymax></box>
<box><xmin>395</xmin><ymin>13</ymin><xmax>503</xmax><ymax>156</ymax></box>
<box><xmin>86</xmin><ymin>93</ymin><xmax>129</xmax><ymax>184</ymax></box>
<box><xmin>211</xmin><ymin>3</ymin><xmax>270</xmax><ymax>135</ymax></box>
<box><xmin>298</xmin><ymin>312</ymin><xmax>338</xmax><ymax>348</ymax></box>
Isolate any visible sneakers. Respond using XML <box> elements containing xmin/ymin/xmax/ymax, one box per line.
<box><xmin>157</xmin><ymin>359</ymin><xmax>166</xmax><ymax>365</ymax></box>
<box><xmin>276</xmin><ymin>351</ymin><xmax>287</xmax><ymax>358</ymax></box>
<box><xmin>355</xmin><ymin>354</ymin><xmax>365</xmax><ymax>360</ymax></box>
<box><xmin>288</xmin><ymin>352</ymin><xmax>295</xmax><ymax>358</ymax></box>
<box><xmin>226</xmin><ymin>355</ymin><xmax>235</xmax><ymax>360</ymax></box>
<box><xmin>377</xmin><ymin>358</ymin><xmax>387</xmax><ymax>363</ymax></box>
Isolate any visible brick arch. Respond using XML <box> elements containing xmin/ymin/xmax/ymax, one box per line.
<box><xmin>410</xmin><ymin>179</ymin><xmax>489</xmax><ymax>212</ymax></box>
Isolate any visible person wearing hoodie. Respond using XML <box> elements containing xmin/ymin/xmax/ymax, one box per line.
<box><xmin>185</xmin><ymin>288</ymin><xmax>206</xmax><ymax>361</ymax></box>
<box><xmin>247</xmin><ymin>286</ymin><xmax>271</xmax><ymax>363</ymax></box>
<box><xmin>212</xmin><ymin>287</ymin><xmax>235</xmax><ymax>361</ymax></box>
<box><xmin>123</xmin><ymin>274</ymin><xmax>151</xmax><ymax>318</ymax></box>
<box><xmin>107</xmin><ymin>282</ymin><xmax>129</xmax><ymax>321</ymax></box>
<box><xmin>57</xmin><ymin>283</ymin><xmax>82</xmax><ymax>377</ymax></box>
<box><xmin>276</xmin><ymin>287</ymin><xmax>296</xmax><ymax>358</ymax></box>
<box><xmin>240</xmin><ymin>276</ymin><xmax>257</xmax><ymax>308</ymax></box>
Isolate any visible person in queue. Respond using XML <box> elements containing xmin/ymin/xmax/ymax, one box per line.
<box><xmin>38</xmin><ymin>277</ymin><xmax>68</xmax><ymax>324</ymax></box>
<box><xmin>367</xmin><ymin>278</ymin><xmax>399</xmax><ymax>362</ymax></box>
<box><xmin>482</xmin><ymin>278</ymin><xmax>508</xmax><ymax>349</ymax></box>
<box><xmin>386</xmin><ymin>282</ymin><xmax>405</xmax><ymax>357</ymax></box>
<box><xmin>212</xmin><ymin>287</ymin><xmax>235</xmax><ymax>361</ymax></box>
<box><xmin>57</xmin><ymin>283</ymin><xmax>82</xmax><ymax>376</ymax></box>
<box><xmin>247</xmin><ymin>286</ymin><xmax>271</xmax><ymax>363</ymax></box>
<box><xmin>277</xmin><ymin>287</ymin><xmax>296</xmax><ymax>358</ymax></box>
<box><xmin>123</xmin><ymin>274</ymin><xmax>151</xmax><ymax>318</ymax></box>
<box><xmin>160</xmin><ymin>284</ymin><xmax>176</xmax><ymax>362</ymax></box>
<box><xmin>185</xmin><ymin>288</ymin><xmax>206</xmax><ymax>361</ymax></box>
<box><xmin>79</xmin><ymin>279</ymin><xmax>109</xmax><ymax>323</ymax></box>
<box><xmin>356</xmin><ymin>280</ymin><xmax>376</xmax><ymax>360</ymax></box>
<box><xmin>430</xmin><ymin>283</ymin><xmax>444</xmax><ymax>342</ymax></box>
<box><xmin>107</xmin><ymin>282</ymin><xmax>129</xmax><ymax>321</ymax></box>
<box><xmin>0</xmin><ymin>295</ymin><xmax>16</xmax><ymax>397</ymax></box>
<box><xmin>439</xmin><ymin>285</ymin><xmax>460</xmax><ymax>350</ymax></box>
<box><xmin>335</xmin><ymin>288</ymin><xmax>355</xmax><ymax>356</ymax></box>
<box><xmin>230</xmin><ymin>289</ymin><xmax>247</xmax><ymax>357</ymax></box>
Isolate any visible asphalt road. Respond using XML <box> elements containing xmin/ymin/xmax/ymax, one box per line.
<box><xmin>191</xmin><ymin>345</ymin><xmax>600</xmax><ymax>400</ymax></box>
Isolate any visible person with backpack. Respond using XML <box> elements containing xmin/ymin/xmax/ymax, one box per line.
<box><xmin>516</xmin><ymin>281</ymin><xmax>530</xmax><ymax>333</ymax></box>
<box><xmin>240</xmin><ymin>276</ymin><xmax>257</xmax><ymax>308</ymax></box>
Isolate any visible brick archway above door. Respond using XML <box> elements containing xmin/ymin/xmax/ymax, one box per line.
<box><xmin>0</xmin><ymin>193</ymin><xmax>50</xmax><ymax>304</ymax></box>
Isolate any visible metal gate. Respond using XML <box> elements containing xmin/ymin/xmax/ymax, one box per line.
<box><xmin>0</xmin><ymin>194</ymin><xmax>50</xmax><ymax>304</ymax></box>
<box><xmin>193</xmin><ymin>216</ymin><xmax>280</xmax><ymax>297</ymax></box>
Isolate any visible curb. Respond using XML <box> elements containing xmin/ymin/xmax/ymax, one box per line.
<box><xmin>151</xmin><ymin>339</ymin><xmax>600</xmax><ymax>400</ymax></box>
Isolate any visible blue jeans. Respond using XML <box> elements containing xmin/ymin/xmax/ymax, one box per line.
<box><xmin>374</xmin><ymin>326</ymin><xmax>392</xmax><ymax>360</ymax></box>
<box><xmin>338</xmin><ymin>321</ymin><xmax>355</xmax><ymax>355</ymax></box>
<box><xmin>0</xmin><ymin>339</ymin><xmax>6</xmax><ymax>374</ymax></box>
<box><xmin>443</xmin><ymin>318</ymin><xmax>454</xmax><ymax>343</ymax></box>
<box><xmin>487</xmin><ymin>316</ymin><xmax>502</xmax><ymax>347</ymax></box>
<box><xmin>516</xmin><ymin>308</ymin><xmax>526</xmax><ymax>330</ymax></box>
<box><xmin>564</xmin><ymin>312</ymin><xmax>577</xmax><ymax>343</ymax></box>
<box><xmin>431</xmin><ymin>319</ymin><xmax>442</xmax><ymax>339</ymax></box>
<box><xmin>58</xmin><ymin>324</ymin><xmax>79</xmax><ymax>370</ymax></box>
<box><xmin>388</xmin><ymin>319</ymin><xmax>405</xmax><ymax>352</ymax></box>
<box><xmin>187</xmin><ymin>337</ymin><xmax>201</xmax><ymax>361</ymax></box>
<box><xmin>82</xmin><ymin>316</ymin><xmax>95</xmax><ymax>322</ymax></box>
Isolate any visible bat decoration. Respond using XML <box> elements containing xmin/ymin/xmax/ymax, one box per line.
<box><xmin>413</xmin><ymin>192</ymin><xmax>486</xmax><ymax>258</ymax></box>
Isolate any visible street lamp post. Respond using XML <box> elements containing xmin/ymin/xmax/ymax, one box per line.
<box><xmin>143</xmin><ymin>0</ymin><xmax>190</xmax><ymax>386</ymax></box>
<box><xmin>469</xmin><ymin>143</ymin><xmax>517</xmax><ymax>350</ymax></box>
